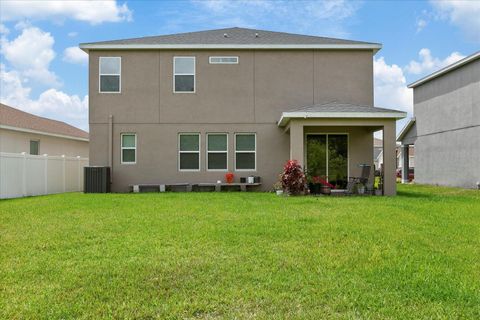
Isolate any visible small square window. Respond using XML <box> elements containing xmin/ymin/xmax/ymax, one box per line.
<box><xmin>30</xmin><ymin>140</ymin><xmax>39</xmax><ymax>155</ymax></box>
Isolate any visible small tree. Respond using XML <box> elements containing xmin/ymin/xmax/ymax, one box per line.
<box><xmin>281</xmin><ymin>160</ymin><xmax>307</xmax><ymax>195</ymax></box>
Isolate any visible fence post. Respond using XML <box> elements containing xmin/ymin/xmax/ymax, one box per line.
<box><xmin>62</xmin><ymin>155</ymin><xmax>66</xmax><ymax>192</ymax></box>
<box><xmin>44</xmin><ymin>154</ymin><xmax>48</xmax><ymax>195</ymax></box>
<box><xmin>21</xmin><ymin>152</ymin><xmax>27</xmax><ymax>196</ymax></box>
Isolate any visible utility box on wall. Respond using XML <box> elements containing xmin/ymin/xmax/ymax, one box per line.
<box><xmin>84</xmin><ymin>167</ymin><xmax>111</xmax><ymax>193</ymax></box>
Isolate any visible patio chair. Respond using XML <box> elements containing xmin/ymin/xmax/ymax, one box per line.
<box><xmin>344</xmin><ymin>164</ymin><xmax>372</xmax><ymax>195</ymax></box>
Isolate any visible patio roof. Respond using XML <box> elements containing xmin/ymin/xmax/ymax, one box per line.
<box><xmin>277</xmin><ymin>101</ymin><xmax>407</xmax><ymax>127</ymax></box>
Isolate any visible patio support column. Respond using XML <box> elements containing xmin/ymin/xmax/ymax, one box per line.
<box><xmin>401</xmin><ymin>145</ymin><xmax>410</xmax><ymax>184</ymax></box>
<box><xmin>289</xmin><ymin>121</ymin><xmax>304</xmax><ymax>167</ymax></box>
<box><xmin>383</xmin><ymin>121</ymin><xmax>397</xmax><ymax>196</ymax></box>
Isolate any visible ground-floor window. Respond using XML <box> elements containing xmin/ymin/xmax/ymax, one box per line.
<box><xmin>235</xmin><ymin>133</ymin><xmax>256</xmax><ymax>171</ymax></box>
<box><xmin>207</xmin><ymin>133</ymin><xmax>228</xmax><ymax>171</ymax></box>
<box><xmin>30</xmin><ymin>140</ymin><xmax>39</xmax><ymax>155</ymax></box>
<box><xmin>306</xmin><ymin>134</ymin><xmax>348</xmax><ymax>189</ymax></box>
<box><xmin>179</xmin><ymin>133</ymin><xmax>200</xmax><ymax>171</ymax></box>
<box><xmin>121</xmin><ymin>133</ymin><xmax>136</xmax><ymax>164</ymax></box>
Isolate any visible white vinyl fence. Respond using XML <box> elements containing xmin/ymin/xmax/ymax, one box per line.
<box><xmin>0</xmin><ymin>152</ymin><xmax>89</xmax><ymax>199</ymax></box>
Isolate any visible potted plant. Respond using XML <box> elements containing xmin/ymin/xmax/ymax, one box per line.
<box><xmin>225</xmin><ymin>172</ymin><xmax>234</xmax><ymax>184</ymax></box>
<box><xmin>307</xmin><ymin>174</ymin><xmax>322</xmax><ymax>195</ymax></box>
<box><xmin>281</xmin><ymin>160</ymin><xmax>307</xmax><ymax>195</ymax></box>
<box><xmin>273</xmin><ymin>181</ymin><xmax>283</xmax><ymax>196</ymax></box>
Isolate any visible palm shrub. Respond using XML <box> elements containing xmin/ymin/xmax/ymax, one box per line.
<box><xmin>281</xmin><ymin>160</ymin><xmax>307</xmax><ymax>195</ymax></box>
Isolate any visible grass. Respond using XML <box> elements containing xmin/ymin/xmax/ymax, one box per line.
<box><xmin>1</xmin><ymin>184</ymin><xmax>479</xmax><ymax>319</ymax></box>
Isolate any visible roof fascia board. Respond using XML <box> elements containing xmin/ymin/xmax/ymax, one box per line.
<box><xmin>278</xmin><ymin>111</ymin><xmax>407</xmax><ymax>127</ymax></box>
<box><xmin>408</xmin><ymin>51</ymin><xmax>480</xmax><ymax>88</ymax></box>
<box><xmin>0</xmin><ymin>125</ymin><xmax>89</xmax><ymax>142</ymax></box>
<box><xmin>397</xmin><ymin>117</ymin><xmax>416</xmax><ymax>141</ymax></box>
<box><xmin>80</xmin><ymin>43</ymin><xmax>382</xmax><ymax>52</ymax></box>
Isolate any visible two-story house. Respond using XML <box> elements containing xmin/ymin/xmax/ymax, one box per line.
<box><xmin>399</xmin><ymin>51</ymin><xmax>479</xmax><ymax>188</ymax></box>
<box><xmin>80</xmin><ymin>27</ymin><xmax>405</xmax><ymax>195</ymax></box>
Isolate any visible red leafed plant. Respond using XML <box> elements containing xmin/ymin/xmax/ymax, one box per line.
<box><xmin>225</xmin><ymin>172</ymin><xmax>234</xmax><ymax>183</ymax></box>
<box><xmin>281</xmin><ymin>160</ymin><xmax>307</xmax><ymax>195</ymax></box>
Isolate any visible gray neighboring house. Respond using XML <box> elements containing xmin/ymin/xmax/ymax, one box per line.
<box><xmin>399</xmin><ymin>51</ymin><xmax>479</xmax><ymax>188</ymax></box>
<box><xmin>80</xmin><ymin>27</ymin><xmax>406</xmax><ymax>195</ymax></box>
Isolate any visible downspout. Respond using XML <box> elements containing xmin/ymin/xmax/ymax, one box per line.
<box><xmin>108</xmin><ymin>114</ymin><xmax>113</xmax><ymax>184</ymax></box>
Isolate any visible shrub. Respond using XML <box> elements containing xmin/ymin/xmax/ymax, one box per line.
<box><xmin>281</xmin><ymin>160</ymin><xmax>307</xmax><ymax>195</ymax></box>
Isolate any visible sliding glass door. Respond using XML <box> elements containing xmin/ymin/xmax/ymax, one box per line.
<box><xmin>306</xmin><ymin>134</ymin><xmax>348</xmax><ymax>189</ymax></box>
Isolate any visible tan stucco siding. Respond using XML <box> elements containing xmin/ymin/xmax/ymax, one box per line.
<box><xmin>89</xmin><ymin>49</ymin><xmax>374</xmax><ymax>125</ymax></box>
<box><xmin>88</xmin><ymin>48</ymin><xmax>376</xmax><ymax>192</ymax></box>
<box><xmin>0</xmin><ymin>128</ymin><xmax>89</xmax><ymax>157</ymax></box>
<box><xmin>90</xmin><ymin>123</ymin><xmax>290</xmax><ymax>192</ymax></box>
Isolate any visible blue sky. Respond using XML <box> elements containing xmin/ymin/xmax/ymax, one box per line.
<box><xmin>1</xmin><ymin>0</ymin><xmax>479</xmax><ymax>131</ymax></box>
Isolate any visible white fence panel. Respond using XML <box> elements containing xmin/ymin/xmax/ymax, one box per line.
<box><xmin>0</xmin><ymin>152</ymin><xmax>89</xmax><ymax>199</ymax></box>
<box><xmin>26</xmin><ymin>155</ymin><xmax>46</xmax><ymax>196</ymax></box>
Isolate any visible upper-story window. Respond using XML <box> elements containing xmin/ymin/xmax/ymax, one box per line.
<box><xmin>174</xmin><ymin>57</ymin><xmax>195</xmax><ymax>93</ymax></box>
<box><xmin>209</xmin><ymin>56</ymin><xmax>239</xmax><ymax>64</ymax></box>
<box><xmin>99</xmin><ymin>57</ymin><xmax>121</xmax><ymax>93</ymax></box>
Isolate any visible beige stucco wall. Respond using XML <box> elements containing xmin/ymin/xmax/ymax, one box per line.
<box><xmin>0</xmin><ymin>128</ymin><xmax>89</xmax><ymax>157</ymax></box>
<box><xmin>88</xmin><ymin>49</ymin><xmax>376</xmax><ymax>192</ymax></box>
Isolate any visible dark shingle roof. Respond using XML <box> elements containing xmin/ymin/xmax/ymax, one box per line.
<box><xmin>278</xmin><ymin>101</ymin><xmax>406</xmax><ymax>126</ymax></box>
<box><xmin>287</xmin><ymin>101</ymin><xmax>405</xmax><ymax>114</ymax></box>
<box><xmin>0</xmin><ymin>103</ymin><xmax>88</xmax><ymax>140</ymax></box>
<box><xmin>81</xmin><ymin>27</ymin><xmax>380</xmax><ymax>47</ymax></box>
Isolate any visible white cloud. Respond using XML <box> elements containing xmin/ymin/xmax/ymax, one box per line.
<box><xmin>404</xmin><ymin>48</ymin><xmax>465</xmax><ymax>75</ymax></box>
<box><xmin>0</xmin><ymin>23</ymin><xmax>9</xmax><ymax>35</ymax></box>
<box><xmin>0</xmin><ymin>0</ymin><xmax>132</xmax><ymax>25</ymax></box>
<box><xmin>191</xmin><ymin>0</ymin><xmax>362</xmax><ymax>38</ymax></box>
<box><xmin>374</xmin><ymin>57</ymin><xmax>413</xmax><ymax>115</ymax></box>
<box><xmin>1</xmin><ymin>26</ymin><xmax>60</xmax><ymax>87</ymax></box>
<box><xmin>416</xmin><ymin>18</ymin><xmax>427</xmax><ymax>33</ymax></box>
<box><xmin>63</xmin><ymin>47</ymin><xmax>88</xmax><ymax>65</ymax></box>
<box><xmin>68</xmin><ymin>31</ymin><xmax>78</xmax><ymax>37</ymax></box>
<box><xmin>430</xmin><ymin>0</ymin><xmax>480</xmax><ymax>42</ymax></box>
<box><xmin>0</xmin><ymin>64</ymin><xmax>88</xmax><ymax>130</ymax></box>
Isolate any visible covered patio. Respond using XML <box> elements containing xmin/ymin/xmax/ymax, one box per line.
<box><xmin>278</xmin><ymin>102</ymin><xmax>406</xmax><ymax>195</ymax></box>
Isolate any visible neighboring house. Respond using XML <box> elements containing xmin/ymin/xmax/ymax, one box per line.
<box><xmin>0</xmin><ymin>103</ymin><xmax>89</xmax><ymax>157</ymax></box>
<box><xmin>399</xmin><ymin>51</ymin><xmax>479</xmax><ymax>188</ymax></box>
<box><xmin>396</xmin><ymin>144</ymin><xmax>414</xmax><ymax>171</ymax></box>
<box><xmin>373</xmin><ymin>138</ymin><xmax>383</xmax><ymax>170</ymax></box>
<box><xmin>80</xmin><ymin>27</ymin><xmax>405</xmax><ymax>195</ymax></box>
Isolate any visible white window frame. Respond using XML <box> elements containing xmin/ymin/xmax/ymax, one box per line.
<box><xmin>209</xmin><ymin>56</ymin><xmax>239</xmax><ymax>64</ymax></box>
<box><xmin>99</xmin><ymin>56</ymin><xmax>121</xmax><ymax>93</ymax></box>
<box><xmin>121</xmin><ymin>133</ymin><xmax>136</xmax><ymax>165</ymax></box>
<box><xmin>178</xmin><ymin>133</ymin><xmax>201</xmax><ymax>172</ymax></box>
<box><xmin>206</xmin><ymin>133</ymin><xmax>228</xmax><ymax>172</ymax></box>
<box><xmin>234</xmin><ymin>133</ymin><xmax>256</xmax><ymax>172</ymax></box>
<box><xmin>173</xmin><ymin>56</ymin><xmax>196</xmax><ymax>93</ymax></box>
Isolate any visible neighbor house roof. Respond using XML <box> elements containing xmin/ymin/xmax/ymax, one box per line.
<box><xmin>397</xmin><ymin>117</ymin><xmax>416</xmax><ymax>141</ymax></box>
<box><xmin>0</xmin><ymin>103</ymin><xmax>88</xmax><ymax>141</ymax></box>
<box><xmin>408</xmin><ymin>51</ymin><xmax>480</xmax><ymax>88</ymax></box>
<box><xmin>80</xmin><ymin>27</ymin><xmax>382</xmax><ymax>52</ymax></box>
<box><xmin>278</xmin><ymin>101</ymin><xmax>406</xmax><ymax>127</ymax></box>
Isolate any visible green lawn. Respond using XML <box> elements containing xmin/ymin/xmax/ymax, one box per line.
<box><xmin>1</xmin><ymin>185</ymin><xmax>479</xmax><ymax>319</ymax></box>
